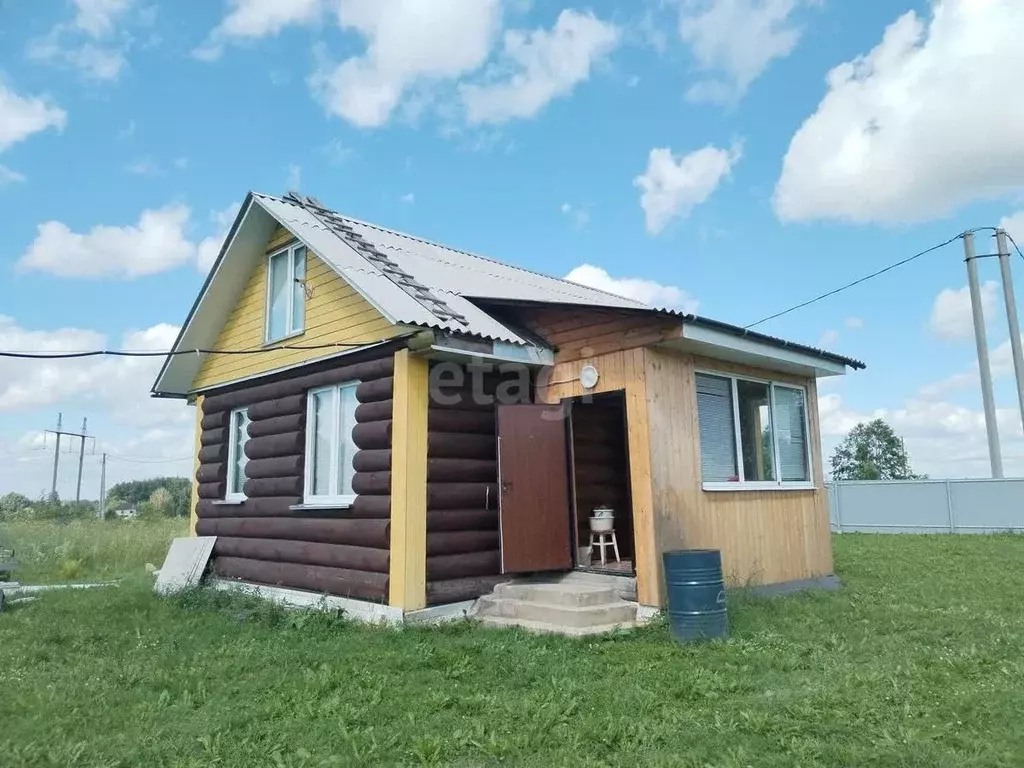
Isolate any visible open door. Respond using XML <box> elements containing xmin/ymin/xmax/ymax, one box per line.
<box><xmin>497</xmin><ymin>404</ymin><xmax>573</xmax><ymax>574</ymax></box>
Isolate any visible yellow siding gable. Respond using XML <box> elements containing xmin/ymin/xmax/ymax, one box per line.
<box><xmin>191</xmin><ymin>225</ymin><xmax>404</xmax><ymax>391</ymax></box>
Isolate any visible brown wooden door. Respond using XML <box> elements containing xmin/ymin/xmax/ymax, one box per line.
<box><xmin>497</xmin><ymin>404</ymin><xmax>573</xmax><ymax>573</ymax></box>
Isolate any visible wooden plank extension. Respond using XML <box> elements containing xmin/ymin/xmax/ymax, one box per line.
<box><xmin>643</xmin><ymin>348</ymin><xmax>834</xmax><ymax>591</ymax></box>
<box><xmin>388</xmin><ymin>349</ymin><xmax>429</xmax><ymax>610</ymax></box>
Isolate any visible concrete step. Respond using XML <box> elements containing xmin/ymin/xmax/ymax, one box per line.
<box><xmin>558</xmin><ymin>571</ymin><xmax>637</xmax><ymax>601</ymax></box>
<box><xmin>493</xmin><ymin>581</ymin><xmax>620</xmax><ymax>607</ymax></box>
<box><xmin>474</xmin><ymin>596</ymin><xmax>637</xmax><ymax>628</ymax></box>
<box><xmin>478</xmin><ymin>615</ymin><xmax>639</xmax><ymax>637</ymax></box>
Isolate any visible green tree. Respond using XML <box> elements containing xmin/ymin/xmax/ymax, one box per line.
<box><xmin>106</xmin><ymin>477</ymin><xmax>190</xmax><ymax>517</ymax></box>
<box><xmin>0</xmin><ymin>492</ymin><xmax>32</xmax><ymax>521</ymax></box>
<box><xmin>830</xmin><ymin>419</ymin><xmax>923</xmax><ymax>480</ymax></box>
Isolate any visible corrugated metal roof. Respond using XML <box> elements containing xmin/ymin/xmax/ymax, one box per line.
<box><xmin>253</xmin><ymin>192</ymin><xmax>646</xmax><ymax>345</ymax></box>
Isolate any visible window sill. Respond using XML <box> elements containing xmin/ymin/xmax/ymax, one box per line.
<box><xmin>263</xmin><ymin>330</ymin><xmax>305</xmax><ymax>348</ymax></box>
<box><xmin>212</xmin><ymin>499</ymin><xmax>246</xmax><ymax>506</ymax></box>
<box><xmin>290</xmin><ymin>500</ymin><xmax>355</xmax><ymax>511</ymax></box>
<box><xmin>702</xmin><ymin>482</ymin><xmax>816</xmax><ymax>493</ymax></box>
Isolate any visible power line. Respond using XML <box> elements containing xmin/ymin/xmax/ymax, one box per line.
<box><xmin>0</xmin><ymin>339</ymin><xmax>388</xmax><ymax>360</ymax></box>
<box><xmin>744</xmin><ymin>229</ymin><xmax>993</xmax><ymax>330</ymax></box>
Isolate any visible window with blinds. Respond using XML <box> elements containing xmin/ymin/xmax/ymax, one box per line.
<box><xmin>695</xmin><ymin>372</ymin><xmax>813</xmax><ymax>488</ymax></box>
<box><xmin>773</xmin><ymin>385</ymin><xmax>809</xmax><ymax>482</ymax></box>
<box><xmin>304</xmin><ymin>382</ymin><xmax>359</xmax><ymax>505</ymax></box>
<box><xmin>696</xmin><ymin>374</ymin><xmax>738</xmax><ymax>482</ymax></box>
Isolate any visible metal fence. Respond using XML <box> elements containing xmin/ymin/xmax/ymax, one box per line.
<box><xmin>827</xmin><ymin>478</ymin><xmax>1024</xmax><ymax>533</ymax></box>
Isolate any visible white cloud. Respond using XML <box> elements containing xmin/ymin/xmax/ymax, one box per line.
<box><xmin>819</xmin><ymin>391</ymin><xmax>1024</xmax><ymax>479</ymax></box>
<box><xmin>193</xmin><ymin>0</ymin><xmax>326</xmax><ymax>60</ymax></box>
<box><xmin>460</xmin><ymin>10</ymin><xmax>620</xmax><ymax>124</ymax></box>
<box><xmin>0</xmin><ymin>166</ymin><xmax>26</xmax><ymax>186</ymax></box>
<box><xmin>845</xmin><ymin>316</ymin><xmax>864</xmax><ymax>330</ymax></box>
<box><xmin>311</xmin><ymin>0</ymin><xmax>502</xmax><ymax>128</ymax></box>
<box><xmin>818</xmin><ymin>329</ymin><xmax>839</xmax><ymax>348</ymax></box>
<box><xmin>0</xmin><ymin>81</ymin><xmax>66</xmax><ymax>185</ymax></box>
<box><xmin>322</xmin><ymin>138</ymin><xmax>355</xmax><ymax>166</ymax></box>
<box><xmin>26</xmin><ymin>0</ymin><xmax>137</xmax><ymax>81</ymax></box>
<box><xmin>929</xmin><ymin>281</ymin><xmax>998</xmax><ymax>341</ymax></box>
<box><xmin>0</xmin><ymin>317</ymin><xmax>178</xmax><ymax>414</ymax></box>
<box><xmin>72</xmin><ymin>0</ymin><xmax>135</xmax><ymax>36</ymax></box>
<box><xmin>0</xmin><ymin>317</ymin><xmax>193</xmax><ymax>496</ymax></box>
<box><xmin>680</xmin><ymin>0</ymin><xmax>806</xmax><ymax>104</ymax></box>
<box><xmin>560</xmin><ymin>202</ymin><xmax>590</xmax><ymax>229</ymax></box>
<box><xmin>774</xmin><ymin>0</ymin><xmax>1024</xmax><ymax>224</ymax></box>
<box><xmin>17</xmin><ymin>205</ymin><xmax>196</xmax><ymax>279</ymax></box>
<box><xmin>125</xmin><ymin>156</ymin><xmax>162</xmax><ymax>175</ymax></box>
<box><xmin>1000</xmin><ymin>211</ymin><xmax>1024</xmax><ymax>245</ymax></box>
<box><xmin>0</xmin><ymin>81</ymin><xmax>67</xmax><ymax>153</ymax></box>
<box><xmin>634</xmin><ymin>142</ymin><xmax>742</xmax><ymax>235</ymax></box>
<box><xmin>197</xmin><ymin>203</ymin><xmax>242</xmax><ymax>273</ymax></box>
<box><xmin>564</xmin><ymin>264</ymin><xmax>698</xmax><ymax>311</ymax></box>
<box><xmin>401</xmin><ymin>192</ymin><xmax>415</xmax><ymax>204</ymax></box>
<box><xmin>285</xmin><ymin>163</ymin><xmax>301</xmax><ymax>190</ymax></box>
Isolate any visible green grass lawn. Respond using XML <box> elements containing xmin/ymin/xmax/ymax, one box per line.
<box><xmin>1</xmin><ymin>518</ymin><xmax>187</xmax><ymax>584</ymax></box>
<box><xmin>2</xmin><ymin>534</ymin><xmax>1023</xmax><ymax>767</ymax></box>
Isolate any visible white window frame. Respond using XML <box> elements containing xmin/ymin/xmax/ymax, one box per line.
<box><xmin>264</xmin><ymin>242</ymin><xmax>307</xmax><ymax>344</ymax></box>
<box><xmin>225</xmin><ymin>407</ymin><xmax>250</xmax><ymax>502</ymax></box>
<box><xmin>302</xmin><ymin>382</ymin><xmax>358</xmax><ymax>508</ymax></box>
<box><xmin>695</xmin><ymin>370</ymin><xmax>815</xmax><ymax>492</ymax></box>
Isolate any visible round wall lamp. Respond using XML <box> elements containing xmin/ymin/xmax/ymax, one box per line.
<box><xmin>580</xmin><ymin>364</ymin><xmax>600</xmax><ymax>390</ymax></box>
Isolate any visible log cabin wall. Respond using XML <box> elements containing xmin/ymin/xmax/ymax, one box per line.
<box><xmin>193</xmin><ymin>343</ymin><xmax>401</xmax><ymax>603</ymax></box>
<box><xmin>423</xmin><ymin>363</ymin><xmax>529</xmax><ymax>605</ymax></box>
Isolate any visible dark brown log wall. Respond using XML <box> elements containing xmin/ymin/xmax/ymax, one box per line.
<box><xmin>195</xmin><ymin>345</ymin><xmax>401</xmax><ymax>603</ymax></box>
<box><xmin>424</xmin><ymin>364</ymin><xmax>528</xmax><ymax>605</ymax></box>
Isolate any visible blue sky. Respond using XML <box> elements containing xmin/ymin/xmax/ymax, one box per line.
<box><xmin>2</xmin><ymin>0</ymin><xmax>1024</xmax><ymax>497</ymax></box>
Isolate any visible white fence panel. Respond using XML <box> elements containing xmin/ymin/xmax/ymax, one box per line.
<box><xmin>827</xmin><ymin>478</ymin><xmax>1024</xmax><ymax>534</ymax></box>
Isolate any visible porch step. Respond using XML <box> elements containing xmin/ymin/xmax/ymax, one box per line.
<box><xmin>472</xmin><ymin>579</ymin><xmax>639</xmax><ymax>636</ymax></box>
<box><xmin>558</xmin><ymin>570</ymin><xmax>637</xmax><ymax>602</ymax></box>
<box><xmin>476</xmin><ymin>615</ymin><xmax>638</xmax><ymax>637</ymax></box>
<box><xmin>492</xmin><ymin>581</ymin><xmax>620</xmax><ymax>607</ymax></box>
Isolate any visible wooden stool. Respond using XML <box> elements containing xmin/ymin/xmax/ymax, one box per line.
<box><xmin>589</xmin><ymin>531</ymin><xmax>621</xmax><ymax>565</ymax></box>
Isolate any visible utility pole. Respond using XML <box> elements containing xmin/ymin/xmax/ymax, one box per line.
<box><xmin>995</xmin><ymin>228</ymin><xmax>1024</xmax><ymax>434</ymax></box>
<box><xmin>45</xmin><ymin>416</ymin><xmax>95</xmax><ymax>502</ymax></box>
<box><xmin>48</xmin><ymin>413</ymin><xmax>62</xmax><ymax>500</ymax></box>
<box><xmin>98</xmin><ymin>453</ymin><xmax>107</xmax><ymax>520</ymax></box>
<box><xmin>964</xmin><ymin>231</ymin><xmax>1004</xmax><ymax>478</ymax></box>
<box><xmin>75</xmin><ymin>418</ymin><xmax>88</xmax><ymax>504</ymax></box>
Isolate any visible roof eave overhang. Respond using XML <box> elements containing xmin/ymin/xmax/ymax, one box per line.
<box><xmin>411</xmin><ymin>330</ymin><xmax>554</xmax><ymax>367</ymax></box>
<box><xmin>669</xmin><ymin>322</ymin><xmax>852</xmax><ymax>378</ymax></box>
<box><xmin>151</xmin><ymin>192</ymin><xmax>277</xmax><ymax>398</ymax></box>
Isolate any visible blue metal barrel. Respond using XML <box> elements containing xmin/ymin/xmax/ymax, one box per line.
<box><xmin>663</xmin><ymin>549</ymin><xmax>728</xmax><ymax>641</ymax></box>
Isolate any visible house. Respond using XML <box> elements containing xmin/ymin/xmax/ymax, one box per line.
<box><xmin>153</xmin><ymin>191</ymin><xmax>864</xmax><ymax>616</ymax></box>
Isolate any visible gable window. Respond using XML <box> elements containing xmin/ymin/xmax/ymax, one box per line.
<box><xmin>304</xmin><ymin>382</ymin><xmax>359</xmax><ymax>506</ymax></box>
<box><xmin>695</xmin><ymin>372</ymin><xmax>812</xmax><ymax>490</ymax></box>
<box><xmin>225</xmin><ymin>408</ymin><xmax>251</xmax><ymax>501</ymax></box>
<box><xmin>266</xmin><ymin>243</ymin><xmax>307</xmax><ymax>342</ymax></box>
